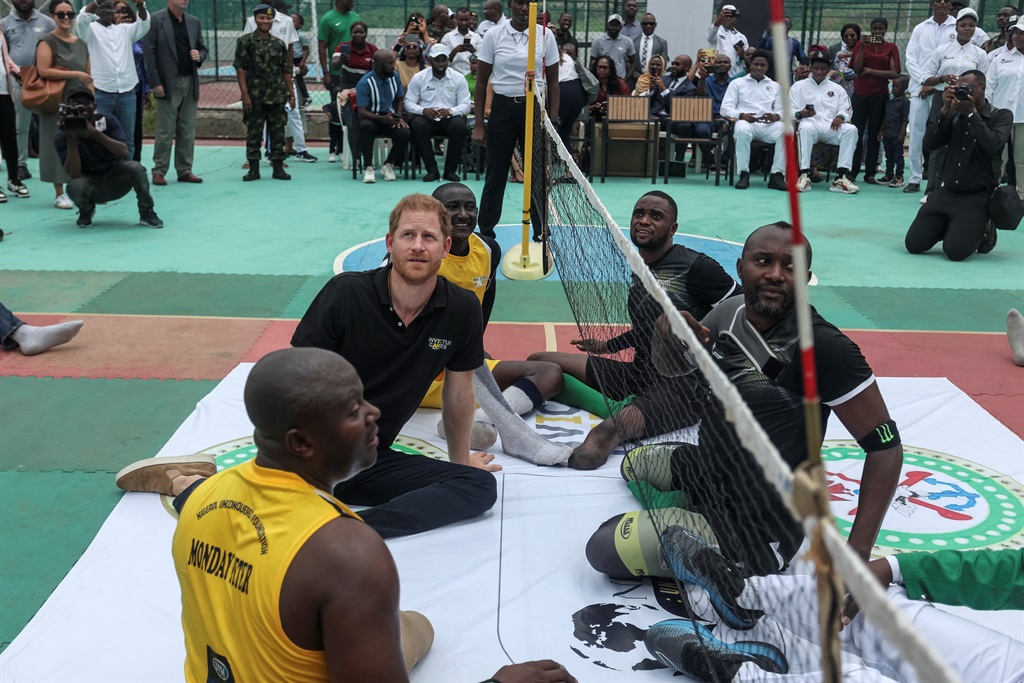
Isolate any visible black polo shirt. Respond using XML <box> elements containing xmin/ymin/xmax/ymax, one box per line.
<box><xmin>291</xmin><ymin>266</ymin><xmax>484</xmax><ymax>450</ymax></box>
<box><xmin>172</xmin><ymin>13</ymin><xmax>193</xmax><ymax>76</ymax></box>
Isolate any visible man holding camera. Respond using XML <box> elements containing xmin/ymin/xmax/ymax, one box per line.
<box><xmin>706</xmin><ymin>3</ymin><xmax>748</xmax><ymax>78</ymax></box>
<box><xmin>406</xmin><ymin>44</ymin><xmax>471</xmax><ymax>183</ymax></box>
<box><xmin>905</xmin><ymin>70</ymin><xmax>1011</xmax><ymax>261</ymax></box>
<box><xmin>440</xmin><ymin>7</ymin><xmax>481</xmax><ymax>77</ymax></box>
<box><xmin>55</xmin><ymin>87</ymin><xmax>163</xmax><ymax>229</ymax></box>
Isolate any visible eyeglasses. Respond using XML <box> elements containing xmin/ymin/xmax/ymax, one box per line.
<box><xmin>53</xmin><ymin>11</ymin><xmax>74</xmax><ymax>19</ymax></box>
<box><xmin>641</xmin><ymin>21</ymin><xmax>656</xmax><ymax>26</ymax></box>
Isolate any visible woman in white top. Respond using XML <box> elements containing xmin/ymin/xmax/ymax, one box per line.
<box><xmin>987</xmin><ymin>18</ymin><xmax>1024</xmax><ymax>200</ymax></box>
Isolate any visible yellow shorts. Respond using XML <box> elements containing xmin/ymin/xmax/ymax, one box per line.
<box><xmin>419</xmin><ymin>358</ymin><xmax>501</xmax><ymax>409</ymax></box>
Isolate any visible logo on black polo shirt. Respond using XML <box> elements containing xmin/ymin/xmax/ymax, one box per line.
<box><xmin>428</xmin><ymin>337</ymin><xmax>452</xmax><ymax>350</ymax></box>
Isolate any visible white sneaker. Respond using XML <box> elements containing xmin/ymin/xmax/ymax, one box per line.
<box><xmin>381</xmin><ymin>163</ymin><xmax>396</xmax><ymax>181</ymax></box>
<box><xmin>328</xmin><ymin>153</ymin><xmax>338</xmax><ymax>163</ymax></box>
<box><xmin>7</xmin><ymin>180</ymin><xmax>30</xmax><ymax>198</ymax></box>
<box><xmin>363</xmin><ymin>166</ymin><xmax>376</xmax><ymax>183</ymax></box>
<box><xmin>796</xmin><ymin>173</ymin><xmax>811</xmax><ymax>192</ymax></box>
<box><xmin>829</xmin><ymin>176</ymin><xmax>859</xmax><ymax>194</ymax></box>
<box><xmin>54</xmin><ymin>193</ymin><xmax>74</xmax><ymax>209</ymax></box>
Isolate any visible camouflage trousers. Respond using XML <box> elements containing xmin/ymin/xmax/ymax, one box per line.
<box><xmin>244</xmin><ymin>102</ymin><xmax>287</xmax><ymax>163</ymax></box>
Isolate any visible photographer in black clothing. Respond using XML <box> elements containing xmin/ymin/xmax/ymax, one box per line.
<box><xmin>904</xmin><ymin>70</ymin><xmax>1012</xmax><ymax>261</ymax></box>
<box><xmin>55</xmin><ymin>87</ymin><xmax>163</xmax><ymax>229</ymax></box>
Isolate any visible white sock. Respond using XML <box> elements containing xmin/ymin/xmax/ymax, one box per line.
<box><xmin>10</xmin><ymin>320</ymin><xmax>84</xmax><ymax>356</ymax></box>
<box><xmin>502</xmin><ymin>385</ymin><xmax>535</xmax><ymax>415</ymax></box>
<box><xmin>473</xmin><ymin>364</ymin><xmax>572</xmax><ymax>466</ymax></box>
<box><xmin>436</xmin><ymin>418</ymin><xmax>497</xmax><ymax>451</ymax></box>
<box><xmin>1008</xmin><ymin>309</ymin><xmax>1024</xmax><ymax>367</ymax></box>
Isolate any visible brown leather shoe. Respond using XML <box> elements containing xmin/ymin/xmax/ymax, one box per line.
<box><xmin>177</xmin><ymin>172</ymin><xmax>203</xmax><ymax>184</ymax></box>
<box><xmin>152</xmin><ymin>172</ymin><xmax>167</xmax><ymax>186</ymax></box>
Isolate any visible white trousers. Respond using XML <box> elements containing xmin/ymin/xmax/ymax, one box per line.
<box><xmin>734</xmin><ymin>119</ymin><xmax>787</xmax><ymax>175</ymax></box>
<box><xmin>737</xmin><ymin>574</ymin><xmax>1024</xmax><ymax>683</ymax></box>
<box><xmin>797</xmin><ymin>119</ymin><xmax>858</xmax><ymax>172</ymax></box>
<box><xmin>285</xmin><ymin>81</ymin><xmax>307</xmax><ymax>153</ymax></box>
<box><xmin>907</xmin><ymin>93</ymin><xmax>932</xmax><ymax>184</ymax></box>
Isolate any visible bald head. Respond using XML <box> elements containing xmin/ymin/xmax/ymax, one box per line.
<box><xmin>245</xmin><ymin>348</ymin><xmax>361</xmax><ymax>443</ymax></box>
<box><xmin>742</xmin><ymin>222</ymin><xmax>812</xmax><ymax>266</ymax></box>
<box><xmin>432</xmin><ymin>181</ymin><xmax>473</xmax><ymax>204</ymax></box>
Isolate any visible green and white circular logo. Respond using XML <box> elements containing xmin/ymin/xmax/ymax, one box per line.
<box><xmin>822</xmin><ymin>440</ymin><xmax>1024</xmax><ymax>555</ymax></box>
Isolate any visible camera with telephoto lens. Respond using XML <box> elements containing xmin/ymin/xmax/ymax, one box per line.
<box><xmin>58</xmin><ymin>103</ymin><xmax>89</xmax><ymax>132</ymax></box>
<box><xmin>954</xmin><ymin>84</ymin><xmax>974</xmax><ymax>101</ymax></box>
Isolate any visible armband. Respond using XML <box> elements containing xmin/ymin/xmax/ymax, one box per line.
<box><xmin>857</xmin><ymin>419</ymin><xmax>901</xmax><ymax>452</ymax></box>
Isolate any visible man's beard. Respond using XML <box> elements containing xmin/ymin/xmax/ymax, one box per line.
<box><xmin>745</xmin><ymin>284</ymin><xmax>794</xmax><ymax>319</ymax></box>
<box><xmin>392</xmin><ymin>252</ymin><xmax>440</xmax><ymax>285</ymax></box>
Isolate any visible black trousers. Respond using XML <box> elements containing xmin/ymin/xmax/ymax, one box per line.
<box><xmin>333</xmin><ymin>448</ymin><xmax>498</xmax><ymax>538</ymax></box>
<box><xmin>410</xmin><ymin>114</ymin><xmax>467</xmax><ymax>175</ymax></box>
<box><xmin>478</xmin><ymin>94</ymin><xmax>544</xmax><ymax>239</ymax></box>
<box><xmin>905</xmin><ymin>187</ymin><xmax>990</xmax><ymax>261</ymax></box>
<box><xmin>358</xmin><ymin>117</ymin><xmax>411</xmax><ymax>168</ymax></box>
<box><xmin>66</xmin><ymin>160</ymin><xmax>154</xmax><ymax>215</ymax></box>
<box><xmin>851</xmin><ymin>92</ymin><xmax>886</xmax><ymax>180</ymax></box>
<box><xmin>557</xmin><ymin>79</ymin><xmax>587</xmax><ymax>149</ymax></box>
<box><xmin>133</xmin><ymin>88</ymin><xmax>144</xmax><ymax>163</ymax></box>
<box><xmin>0</xmin><ymin>94</ymin><xmax>19</xmax><ymax>183</ymax></box>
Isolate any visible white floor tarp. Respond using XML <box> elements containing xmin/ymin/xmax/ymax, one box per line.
<box><xmin>2</xmin><ymin>368</ymin><xmax>1021</xmax><ymax>682</ymax></box>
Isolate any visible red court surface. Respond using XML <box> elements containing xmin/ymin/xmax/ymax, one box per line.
<box><xmin>3</xmin><ymin>316</ymin><xmax>1020</xmax><ymax>438</ymax></box>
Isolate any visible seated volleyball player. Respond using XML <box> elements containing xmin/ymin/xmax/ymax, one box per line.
<box><xmin>119</xmin><ymin>348</ymin><xmax>576</xmax><ymax>683</ymax></box>
<box><xmin>586</xmin><ymin>223</ymin><xmax>902</xmax><ymax>654</ymax></box>
<box><xmin>412</xmin><ymin>183</ymin><xmax>570</xmax><ymax>465</ymax></box>
<box><xmin>530</xmin><ymin>191</ymin><xmax>737</xmax><ymax>471</ymax></box>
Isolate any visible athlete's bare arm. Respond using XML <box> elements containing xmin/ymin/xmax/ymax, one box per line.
<box><xmin>281</xmin><ymin>516</ymin><xmax>410</xmax><ymax>682</ymax></box>
<box><xmin>831</xmin><ymin>382</ymin><xmax>902</xmax><ymax>562</ymax></box>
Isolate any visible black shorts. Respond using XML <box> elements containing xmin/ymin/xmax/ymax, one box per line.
<box><xmin>586</xmin><ymin>356</ymin><xmax>706</xmax><ymax>438</ymax></box>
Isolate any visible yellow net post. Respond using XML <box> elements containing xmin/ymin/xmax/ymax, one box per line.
<box><xmin>501</xmin><ymin>1</ymin><xmax>554</xmax><ymax>281</ymax></box>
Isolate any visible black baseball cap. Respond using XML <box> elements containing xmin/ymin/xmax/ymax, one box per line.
<box><xmin>64</xmin><ymin>86</ymin><xmax>95</xmax><ymax>103</ymax></box>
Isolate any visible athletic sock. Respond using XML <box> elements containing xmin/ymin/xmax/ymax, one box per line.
<box><xmin>436</xmin><ymin>419</ymin><xmax>498</xmax><ymax>451</ymax></box>
<box><xmin>503</xmin><ymin>378</ymin><xmax>543</xmax><ymax>415</ymax></box>
<box><xmin>10</xmin><ymin>320</ymin><xmax>84</xmax><ymax>356</ymax></box>
<box><xmin>1009</xmin><ymin>309</ymin><xmax>1024</xmax><ymax>367</ymax></box>
<box><xmin>553</xmin><ymin>373</ymin><xmax>633</xmax><ymax>418</ymax></box>
<box><xmin>627</xmin><ymin>479</ymin><xmax>690</xmax><ymax>510</ymax></box>
<box><xmin>473</xmin><ymin>364</ymin><xmax>572</xmax><ymax>466</ymax></box>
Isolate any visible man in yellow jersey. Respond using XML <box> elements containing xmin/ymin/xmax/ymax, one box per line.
<box><xmin>420</xmin><ymin>182</ymin><xmax>574</xmax><ymax>466</ymax></box>
<box><xmin>117</xmin><ymin>348</ymin><xmax>576</xmax><ymax>682</ymax></box>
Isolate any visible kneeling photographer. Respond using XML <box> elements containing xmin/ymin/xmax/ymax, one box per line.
<box><xmin>55</xmin><ymin>87</ymin><xmax>163</xmax><ymax>229</ymax></box>
<box><xmin>904</xmin><ymin>70</ymin><xmax>1012</xmax><ymax>261</ymax></box>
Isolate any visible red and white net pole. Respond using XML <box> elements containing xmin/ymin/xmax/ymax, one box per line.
<box><xmin>769</xmin><ymin>3</ymin><xmax>842</xmax><ymax>681</ymax></box>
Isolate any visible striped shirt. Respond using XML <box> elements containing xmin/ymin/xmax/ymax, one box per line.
<box><xmin>355</xmin><ymin>70</ymin><xmax>404</xmax><ymax>114</ymax></box>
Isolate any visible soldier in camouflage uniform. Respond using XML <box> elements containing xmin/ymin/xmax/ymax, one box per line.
<box><xmin>235</xmin><ymin>4</ymin><xmax>295</xmax><ymax>181</ymax></box>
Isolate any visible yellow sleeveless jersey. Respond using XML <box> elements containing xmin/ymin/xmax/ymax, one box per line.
<box><xmin>171</xmin><ymin>460</ymin><xmax>362</xmax><ymax>683</ymax></box>
<box><xmin>438</xmin><ymin>233</ymin><xmax>493</xmax><ymax>305</ymax></box>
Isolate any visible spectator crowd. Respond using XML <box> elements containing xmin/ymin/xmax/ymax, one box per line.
<box><xmin>1</xmin><ymin>0</ymin><xmax>1022</xmax><ymax>256</ymax></box>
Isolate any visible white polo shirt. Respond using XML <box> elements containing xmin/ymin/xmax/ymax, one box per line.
<box><xmin>905</xmin><ymin>15</ymin><xmax>957</xmax><ymax>94</ymax></box>
<box><xmin>720</xmin><ymin>74</ymin><xmax>781</xmax><ymax>119</ymax></box>
<box><xmin>477</xmin><ymin>19</ymin><xmax>559</xmax><ymax>97</ymax></box>
<box><xmin>790</xmin><ymin>76</ymin><xmax>852</xmax><ymax>122</ymax></box>
<box><xmin>405</xmin><ymin>66</ymin><xmax>472</xmax><ymax>116</ymax></box>
<box><xmin>706</xmin><ymin>23</ymin><xmax>748</xmax><ymax>77</ymax></box>
<box><xmin>922</xmin><ymin>38</ymin><xmax>989</xmax><ymax>90</ymax></box>
<box><xmin>440</xmin><ymin>28</ymin><xmax>482</xmax><ymax>76</ymax></box>
<box><xmin>476</xmin><ymin>15</ymin><xmax>507</xmax><ymax>36</ymax></box>
<box><xmin>987</xmin><ymin>47</ymin><xmax>1023</xmax><ymax>122</ymax></box>
<box><xmin>243</xmin><ymin>12</ymin><xmax>298</xmax><ymax>48</ymax></box>
<box><xmin>75</xmin><ymin>9</ymin><xmax>150</xmax><ymax>94</ymax></box>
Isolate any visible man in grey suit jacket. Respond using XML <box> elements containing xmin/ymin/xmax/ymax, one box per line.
<box><xmin>631</xmin><ymin>13</ymin><xmax>668</xmax><ymax>82</ymax></box>
<box><xmin>143</xmin><ymin>0</ymin><xmax>207</xmax><ymax>185</ymax></box>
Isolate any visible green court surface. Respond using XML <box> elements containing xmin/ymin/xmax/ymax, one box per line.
<box><xmin>0</xmin><ymin>143</ymin><xmax>1021</xmax><ymax>650</ymax></box>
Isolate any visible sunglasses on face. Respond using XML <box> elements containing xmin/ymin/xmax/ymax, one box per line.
<box><xmin>641</xmin><ymin>21</ymin><xmax>655</xmax><ymax>25</ymax></box>
<box><xmin>54</xmin><ymin>11</ymin><xmax>74</xmax><ymax>19</ymax></box>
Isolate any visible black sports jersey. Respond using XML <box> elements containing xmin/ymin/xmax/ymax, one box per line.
<box><xmin>291</xmin><ymin>267</ymin><xmax>484</xmax><ymax>449</ymax></box>
<box><xmin>702</xmin><ymin>297</ymin><xmax>874</xmax><ymax>468</ymax></box>
<box><xmin>607</xmin><ymin>244</ymin><xmax>737</xmax><ymax>371</ymax></box>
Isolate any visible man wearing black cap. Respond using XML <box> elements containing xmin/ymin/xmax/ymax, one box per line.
<box><xmin>55</xmin><ymin>86</ymin><xmax>163</xmax><ymax>228</ymax></box>
<box><xmin>235</xmin><ymin>4</ymin><xmax>295</xmax><ymax>181</ymax></box>
<box><xmin>791</xmin><ymin>49</ymin><xmax>860</xmax><ymax>194</ymax></box>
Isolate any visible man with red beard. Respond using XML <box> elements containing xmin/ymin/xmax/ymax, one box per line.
<box><xmin>289</xmin><ymin>193</ymin><xmax>500</xmax><ymax>538</ymax></box>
